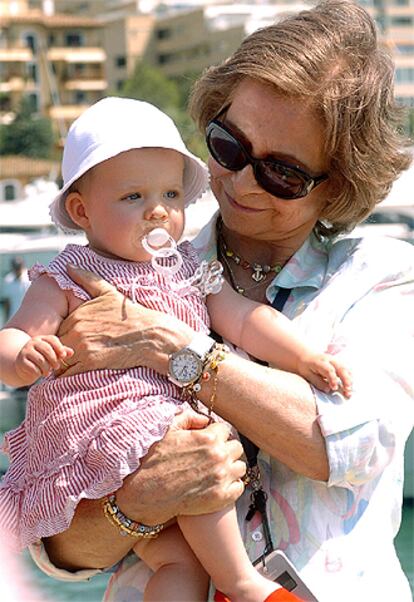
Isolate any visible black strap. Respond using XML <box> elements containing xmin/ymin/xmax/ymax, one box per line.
<box><xmin>271</xmin><ymin>285</ymin><xmax>292</xmax><ymax>312</ymax></box>
<box><xmin>211</xmin><ymin>285</ymin><xmax>292</xmax><ymax>557</ymax></box>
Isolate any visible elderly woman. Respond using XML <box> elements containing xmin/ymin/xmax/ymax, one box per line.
<box><xmin>30</xmin><ymin>1</ymin><xmax>413</xmax><ymax>600</ymax></box>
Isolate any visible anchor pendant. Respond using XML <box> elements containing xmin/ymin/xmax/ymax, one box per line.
<box><xmin>252</xmin><ymin>264</ymin><xmax>266</xmax><ymax>282</ymax></box>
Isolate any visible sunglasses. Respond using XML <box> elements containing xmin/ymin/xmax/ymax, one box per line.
<box><xmin>206</xmin><ymin>119</ymin><xmax>328</xmax><ymax>200</ymax></box>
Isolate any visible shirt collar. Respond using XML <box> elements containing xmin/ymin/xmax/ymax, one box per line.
<box><xmin>193</xmin><ymin>213</ymin><xmax>330</xmax><ymax>292</ymax></box>
<box><xmin>268</xmin><ymin>231</ymin><xmax>330</xmax><ymax>293</ymax></box>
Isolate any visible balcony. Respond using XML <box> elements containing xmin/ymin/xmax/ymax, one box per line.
<box><xmin>383</xmin><ymin>26</ymin><xmax>414</xmax><ymax>42</ymax></box>
<box><xmin>48</xmin><ymin>104</ymin><xmax>89</xmax><ymax>121</ymax></box>
<box><xmin>0</xmin><ymin>48</ymin><xmax>33</xmax><ymax>62</ymax></box>
<box><xmin>64</xmin><ymin>79</ymin><xmax>107</xmax><ymax>91</ymax></box>
<box><xmin>0</xmin><ymin>76</ymin><xmax>26</xmax><ymax>92</ymax></box>
<box><xmin>394</xmin><ymin>51</ymin><xmax>414</xmax><ymax>65</ymax></box>
<box><xmin>394</xmin><ymin>83</ymin><xmax>414</xmax><ymax>97</ymax></box>
<box><xmin>46</xmin><ymin>47</ymin><xmax>106</xmax><ymax>63</ymax></box>
<box><xmin>382</xmin><ymin>6</ymin><xmax>414</xmax><ymax>18</ymax></box>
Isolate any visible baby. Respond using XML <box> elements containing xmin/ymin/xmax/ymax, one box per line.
<box><xmin>0</xmin><ymin>97</ymin><xmax>350</xmax><ymax>602</ymax></box>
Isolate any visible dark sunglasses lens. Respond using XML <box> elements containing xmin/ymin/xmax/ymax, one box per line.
<box><xmin>257</xmin><ymin>162</ymin><xmax>307</xmax><ymax>199</ymax></box>
<box><xmin>207</xmin><ymin>121</ymin><xmax>313</xmax><ymax>200</ymax></box>
<box><xmin>208</xmin><ymin>126</ymin><xmax>247</xmax><ymax>171</ymax></box>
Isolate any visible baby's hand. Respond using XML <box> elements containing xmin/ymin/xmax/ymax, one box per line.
<box><xmin>15</xmin><ymin>335</ymin><xmax>74</xmax><ymax>384</ymax></box>
<box><xmin>298</xmin><ymin>353</ymin><xmax>352</xmax><ymax>397</ymax></box>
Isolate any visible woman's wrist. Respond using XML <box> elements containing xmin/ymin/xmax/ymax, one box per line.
<box><xmin>102</xmin><ymin>493</ymin><xmax>166</xmax><ymax>538</ymax></box>
<box><xmin>115</xmin><ymin>461</ymin><xmax>178</xmax><ymax>526</ymax></box>
<box><xmin>126</xmin><ymin>310</ymin><xmax>195</xmax><ymax>376</ymax></box>
<box><xmin>44</xmin><ymin>498</ymin><xmax>135</xmax><ymax>571</ymax></box>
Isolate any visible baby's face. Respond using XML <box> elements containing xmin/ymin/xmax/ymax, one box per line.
<box><xmin>79</xmin><ymin>148</ymin><xmax>186</xmax><ymax>262</ymax></box>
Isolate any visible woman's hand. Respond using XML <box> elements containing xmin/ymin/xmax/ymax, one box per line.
<box><xmin>117</xmin><ymin>410</ymin><xmax>246</xmax><ymax>525</ymax></box>
<box><xmin>57</xmin><ymin>265</ymin><xmax>194</xmax><ymax>377</ymax></box>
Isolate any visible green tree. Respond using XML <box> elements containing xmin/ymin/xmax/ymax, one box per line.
<box><xmin>120</xmin><ymin>62</ymin><xmax>207</xmax><ymax>159</ymax></box>
<box><xmin>0</xmin><ymin>96</ymin><xmax>54</xmax><ymax>158</ymax></box>
<box><xmin>120</xmin><ymin>62</ymin><xmax>181</xmax><ymax>112</ymax></box>
<box><xmin>172</xmin><ymin>71</ymin><xmax>201</xmax><ymax>109</ymax></box>
<box><xmin>168</xmin><ymin>106</ymin><xmax>208</xmax><ymax>161</ymax></box>
<box><xmin>405</xmin><ymin>107</ymin><xmax>414</xmax><ymax>141</ymax></box>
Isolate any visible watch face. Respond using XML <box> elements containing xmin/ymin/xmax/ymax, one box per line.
<box><xmin>169</xmin><ymin>349</ymin><xmax>202</xmax><ymax>385</ymax></box>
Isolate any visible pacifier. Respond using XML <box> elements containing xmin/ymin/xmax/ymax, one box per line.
<box><xmin>141</xmin><ymin>227</ymin><xmax>224</xmax><ymax>297</ymax></box>
<box><xmin>141</xmin><ymin>227</ymin><xmax>183</xmax><ymax>278</ymax></box>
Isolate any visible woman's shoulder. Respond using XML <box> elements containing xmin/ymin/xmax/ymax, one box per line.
<box><xmin>330</xmin><ymin>234</ymin><xmax>414</xmax><ymax>268</ymax></box>
<box><xmin>324</xmin><ymin>235</ymin><xmax>414</xmax><ymax>289</ymax></box>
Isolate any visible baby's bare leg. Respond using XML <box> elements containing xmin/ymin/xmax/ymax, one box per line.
<box><xmin>178</xmin><ymin>506</ymin><xmax>277</xmax><ymax>602</ymax></box>
<box><xmin>134</xmin><ymin>523</ymin><xmax>209</xmax><ymax>602</ymax></box>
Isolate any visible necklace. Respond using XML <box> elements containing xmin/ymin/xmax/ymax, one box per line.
<box><xmin>217</xmin><ymin>219</ymin><xmax>283</xmax><ymax>284</ymax></box>
<box><xmin>219</xmin><ymin>248</ymin><xmax>267</xmax><ymax>296</ymax></box>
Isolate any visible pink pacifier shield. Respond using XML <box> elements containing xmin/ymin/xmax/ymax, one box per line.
<box><xmin>141</xmin><ymin>228</ymin><xmax>183</xmax><ymax>276</ymax></box>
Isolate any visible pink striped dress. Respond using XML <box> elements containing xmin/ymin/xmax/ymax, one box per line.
<box><xmin>0</xmin><ymin>242</ymin><xmax>210</xmax><ymax>551</ymax></box>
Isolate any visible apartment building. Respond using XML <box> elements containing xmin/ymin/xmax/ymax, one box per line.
<box><xmin>361</xmin><ymin>0</ymin><xmax>414</xmax><ymax>108</ymax></box>
<box><xmin>24</xmin><ymin>1</ymin><xmax>314</xmax><ymax>88</ymax></box>
<box><xmin>142</xmin><ymin>7</ymin><xmax>243</xmax><ymax>79</ymax></box>
<box><xmin>2</xmin><ymin>0</ymin><xmax>414</xmax><ymax>136</ymax></box>
<box><xmin>101</xmin><ymin>13</ymin><xmax>154</xmax><ymax>93</ymax></box>
<box><xmin>0</xmin><ymin>0</ymin><xmax>107</xmax><ymax>137</ymax></box>
<box><xmin>150</xmin><ymin>2</ymin><xmax>318</xmax><ymax>78</ymax></box>
<box><xmin>51</xmin><ymin>1</ymin><xmax>244</xmax><ymax>88</ymax></box>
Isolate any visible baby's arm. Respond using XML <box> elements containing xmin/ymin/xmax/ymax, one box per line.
<box><xmin>208</xmin><ymin>281</ymin><xmax>352</xmax><ymax>395</ymax></box>
<box><xmin>0</xmin><ymin>275</ymin><xmax>73</xmax><ymax>387</ymax></box>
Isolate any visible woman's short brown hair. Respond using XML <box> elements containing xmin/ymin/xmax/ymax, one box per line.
<box><xmin>190</xmin><ymin>0</ymin><xmax>412</xmax><ymax>237</ymax></box>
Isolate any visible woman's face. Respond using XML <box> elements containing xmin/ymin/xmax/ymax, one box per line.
<box><xmin>208</xmin><ymin>78</ymin><xmax>330</xmax><ymax>247</ymax></box>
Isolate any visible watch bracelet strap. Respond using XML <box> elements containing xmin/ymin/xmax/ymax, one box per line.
<box><xmin>187</xmin><ymin>333</ymin><xmax>216</xmax><ymax>358</ymax></box>
<box><xmin>183</xmin><ymin>342</ymin><xmax>229</xmax><ymax>417</ymax></box>
<box><xmin>168</xmin><ymin>336</ymin><xmax>229</xmax><ymax>423</ymax></box>
<box><xmin>103</xmin><ymin>493</ymin><xmax>165</xmax><ymax>539</ymax></box>
<box><xmin>184</xmin><ymin>341</ymin><xmax>228</xmax><ymax>391</ymax></box>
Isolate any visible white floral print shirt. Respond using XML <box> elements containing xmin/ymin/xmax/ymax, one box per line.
<box><xmin>30</xmin><ymin>215</ymin><xmax>414</xmax><ymax>601</ymax></box>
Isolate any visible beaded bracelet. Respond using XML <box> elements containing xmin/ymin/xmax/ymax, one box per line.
<box><xmin>102</xmin><ymin>493</ymin><xmax>165</xmax><ymax>539</ymax></box>
<box><xmin>183</xmin><ymin>343</ymin><xmax>229</xmax><ymax>417</ymax></box>
<box><xmin>205</xmin><ymin>343</ymin><xmax>228</xmax><ymax>416</ymax></box>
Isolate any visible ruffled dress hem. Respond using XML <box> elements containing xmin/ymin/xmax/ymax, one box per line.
<box><xmin>0</xmin><ymin>395</ymin><xmax>186</xmax><ymax>551</ymax></box>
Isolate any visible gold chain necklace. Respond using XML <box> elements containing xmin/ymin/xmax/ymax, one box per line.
<box><xmin>217</xmin><ymin>219</ymin><xmax>283</xmax><ymax>284</ymax></box>
<box><xmin>219</xmin><ymin>247</ymin><xmax>269</xmax><ymax>296</ymax></box>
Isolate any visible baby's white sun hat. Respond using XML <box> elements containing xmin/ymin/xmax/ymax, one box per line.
<box><xmin>49</xmin><ymin>96</ymin><xmax>209</xmax><ymax>233</ymax></box>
